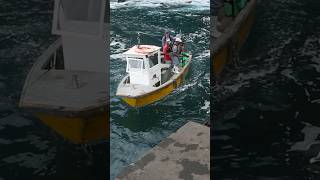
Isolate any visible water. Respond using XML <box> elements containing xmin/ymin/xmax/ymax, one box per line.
<box><xmin>4</xmin><ymin>0</ymin><xmax>318</xmax><ymax>179</ymax></box>
<box><xmin>0</xmin><ymin>1</ymin><xmax>108</xmax><ymax>179</ymax></box>
<box><xmin>109</xmin><ymin>0</ymin><xmax>210</xmax><ymax>179</ymax></box>
<box><xmin>213</xmin><ymin>0</ymin><xmax>320</xmax><ymax>179</ymax></box>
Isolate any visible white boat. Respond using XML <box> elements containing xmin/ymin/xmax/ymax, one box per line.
<box><xmin>116</xmin><ymin>42</ymin><xmax>192</xmax><ymax>107</ymax></box>
<box><xmin>19</xmin><ymin>0</ymin><xmax>109</xmax><ymax>143</ymax></box>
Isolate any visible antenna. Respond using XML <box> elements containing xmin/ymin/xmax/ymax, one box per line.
<box><xmin>137</xmin><ymin>32</ymin><xmax>141</xmax><ymax>48</ymax></box>
<box><xmin>179</xmin><ymin>29</ymin><xmax>183</xmax><ymax>41</ymax></box>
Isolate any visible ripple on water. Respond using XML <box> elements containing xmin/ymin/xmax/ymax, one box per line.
<box><xmin>213</xmin><ymin>0</ymin><xmax>320</xmax><ymax>178</ymax></box>
<box><xmin>110</xmin><ymin>3</ymin><xmax>209</xmax><ymax>177</ymax></box>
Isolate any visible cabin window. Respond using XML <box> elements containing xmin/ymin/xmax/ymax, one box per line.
<box><xmin>53</xmin><ymin>0</ymin><xmax>105</xmax><ymax>36</ymax></box>
<box><xmin>55</xmin><ymin>46</ymin><xmax>64</xmax><ymax>69</ymax></box>
<box><xmin>41</xmin><ymin>45</ymin><xmax>65</xmax><ymax>70</ymax></box>
<box><xmin>42</xmin><ymin>54</ymin><xmax>55</xmax><ymax>70</ymax></box>
<box><xmin>60</xmin><ymin>0</ymin><xmax>102</xmax><ymax>22</ymax></box>
<box><xmin>128</xmin><ymin>59</ymin><xmax>143</xmax><ymax>72</ymax></box>
<box><xmin>148</xmin><ymin>53</ymin><xmax>158</xmax><ymax>68</ymax></box>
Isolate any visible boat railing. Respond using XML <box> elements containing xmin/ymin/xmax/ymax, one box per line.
<box><xmin>212</xmin><ymin>0</ymin><xmax>255</xmax><ymax>55</ymax></box>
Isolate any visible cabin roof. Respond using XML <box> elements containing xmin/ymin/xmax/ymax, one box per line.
<box><xmin>123</xmin><ymin>45</ymin><xmax>161</xmax><ymax>56</ymax></box>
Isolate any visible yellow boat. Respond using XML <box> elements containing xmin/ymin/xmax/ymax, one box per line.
<box><xmin>19</xmin><ymin>38</ymin><xmax>109</xmax><ymax>144</ymax></box>
<box><xmin>116</xmin><ymin>44</ymin><xmax>192</xmax><ymax>107</ymax></box>
<box><xmin>212</xmin><ymin>0</ymin><xmax>256</xmax><ymax>79</ymax></box>
<box><xmin>19</xmin><ymin>0</ymin><xmax>109</xmax><ymax>144</ymax></box>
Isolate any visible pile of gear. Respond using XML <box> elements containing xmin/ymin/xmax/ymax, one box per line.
<box><xmin>161</xmin><ymin>31</ymin><xmax>189</xmax><ymax>74</ymax></box>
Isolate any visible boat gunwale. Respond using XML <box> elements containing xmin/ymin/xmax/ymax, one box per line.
<box><xmin>212</xmin><ymin>0</ymin><xmax>257</xmax><ymax>55</ymax></box>
<box><xmin>116</xmin><ymin>53</ymin><xmax>192</xmax><ymax>99</ymax></box>
<box><xmin>19</xmin><ymin>38</ymin><xmax>62</xmax><ymax>109</ymax></box>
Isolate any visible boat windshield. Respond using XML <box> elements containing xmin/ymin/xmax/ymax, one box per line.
<box><xmin>61</xmin><ymin>0</ymin><xmax>101</xmax><ymax>22</ymax></box>
<box><xmin>53</xmin><ymin>0</ymin><xmax>105</xmax><ymax>36</ymax></box>
<box><xmin>127</xmin><ymin>58</ymin><xmax>145</xmax><ymax>72</ymax></box>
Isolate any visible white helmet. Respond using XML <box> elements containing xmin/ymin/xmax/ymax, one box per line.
<box><xmin>175</xmin><ymin>37</ymin><xmax>182</xmax><ymax>42</ymax></box>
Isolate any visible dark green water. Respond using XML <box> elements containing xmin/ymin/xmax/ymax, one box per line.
<box><xmin>213</xmin><ymin>0</ymin><xmax>320</xmax><ymax>179</ymax></box>
<box><xmin>2</xmin><ymin>0</ymin><xmax>319</xmax><ymax>179</ymax></box>
<box><xmin>109</xmin><ymin>1</ymin><xmax>210</xmax><ymax>179</ymax></box>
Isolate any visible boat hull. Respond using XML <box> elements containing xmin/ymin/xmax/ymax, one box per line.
<box><xmin>213</xmin><ymin>0</ymin><xmax>256</xmax><ymax>77</ymax></box>
<box><xmin>36</xmin><ymin>110</ymin><xmax>108</xmax><ymax>144</ymax></box>
<box><xmin>121</xmin><ymin>63</ymin><xmax>191</xmax><ymax>107</ymax></box>
<box><xmin>19</xmin><ymin>38</ymin><xmax>109</xmax><ymax>144</ymax></box>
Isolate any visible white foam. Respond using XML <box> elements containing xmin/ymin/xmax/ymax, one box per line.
<box><xmin>201</xmin><ymin>100</ymin><xmax>210</xmax><ymax>114</ymax></box>
<box><xmin>111</xmin><ymin>0</ymin><xmax>209</xmax><ymax>10</ymax></box>
<box><xmin>222</xmin><ymin>64</ymin><xmax>279</xmax><ymax>93</ymax></box>
<box><xmin>311</xmin><ymin>99</ymin><xmax>320</xmax><ymax>104</ymax></box>
<box><xmin>310</xmin><ymin>151</ymin><xmax>320</xmax><ymax>164</ymax></box>
<box><xmin>281</xmin><ymin>68</ymin><xmax>301</xmax><ymax>85</ymax></box>
<box><xmin>290</xmin><ymin>122</ymin><xmax>320</xmax><ymax>152</ymax></box>
<box><xmin>194</xmin><ymin>50</ymin><xmax>210</xmax><ymax>60</ymax></box>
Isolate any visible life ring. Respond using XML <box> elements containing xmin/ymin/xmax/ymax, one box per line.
<box><xmin>135</xmin><ymin>46</ymin><xmax>152</xmax><ymax>53</ymax></box>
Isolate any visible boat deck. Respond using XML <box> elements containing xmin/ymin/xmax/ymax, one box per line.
<box><xmin>117</xmin><ymin>68</ymin><xmax>178</xmax><ymax>97</ymax></box>
<box><xmin>116</xmin><ymin>82</ymin><xmax>156</xmax><ymax>97</ymax></box>
<box><xmin>20</xmin><ymin>70</ymin><xmax>108</xmax><ymax>114</ymax></box>
<box><xmin>116</xmin><ymin>121</ymin><xmax>210</xmax><ymax>180</ymax></box>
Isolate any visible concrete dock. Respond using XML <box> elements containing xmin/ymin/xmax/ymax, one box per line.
<box><xmin>116</xmin><ymin>121</ymin><xmax>210</xmax><ymax>180</ymax></box>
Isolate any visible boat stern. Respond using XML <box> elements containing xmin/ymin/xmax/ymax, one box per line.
<box><xmin>116</xmin><ymin>81</ymin><xmax>141</xmax><ymax>108</ymax></box>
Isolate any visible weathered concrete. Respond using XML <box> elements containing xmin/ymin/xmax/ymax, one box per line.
<box><xmin>116</xmin><ymin>121</ymin><xmax>210</xmax><ymax>180</ymax></box>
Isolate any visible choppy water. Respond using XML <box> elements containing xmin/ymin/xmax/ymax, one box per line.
<box><xmin>109</xmin><ymin>0</ymin><xmax>210</xmax><ymax>179</ymax></box>
<box><xmin>3</xmin><ymin>0</ymin><xmax>318</xmax><ymax>179</ymax></box>
<box><xmin>213</xmin><ymin>0</ymin><xmax>320</xmax><ymax>179</ymax></box>
<box><xmin>0</xmin><ymin>0</ymin><xmax>108</xmax><ymax>179</ymax></box>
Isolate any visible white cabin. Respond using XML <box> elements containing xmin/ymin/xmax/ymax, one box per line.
<box><xmin>51</xmin><ymin>0</ymin><xmax>108</xmax><ymax>73</ymax></box>
<box><xmin>123</xmin><ymin>45</ymin><xmax>162</xmax><ymax>86</ymax></box>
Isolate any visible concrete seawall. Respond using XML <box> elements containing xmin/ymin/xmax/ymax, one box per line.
<box><xmin>116</xmin><ymin>121</ymin><xmax>210</xmax><ymax>180</ymax></box>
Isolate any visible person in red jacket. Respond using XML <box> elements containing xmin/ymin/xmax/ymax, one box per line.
<box><xmin>163</xmin><ymin>39</ymin><xmax>172</xmax><ymax>64</ymax></box>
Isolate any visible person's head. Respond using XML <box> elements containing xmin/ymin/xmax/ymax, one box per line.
<box><xmin>175</xmin><ymin>37</ymin><xmax>182</xmax><ymax>44</ymax></box>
